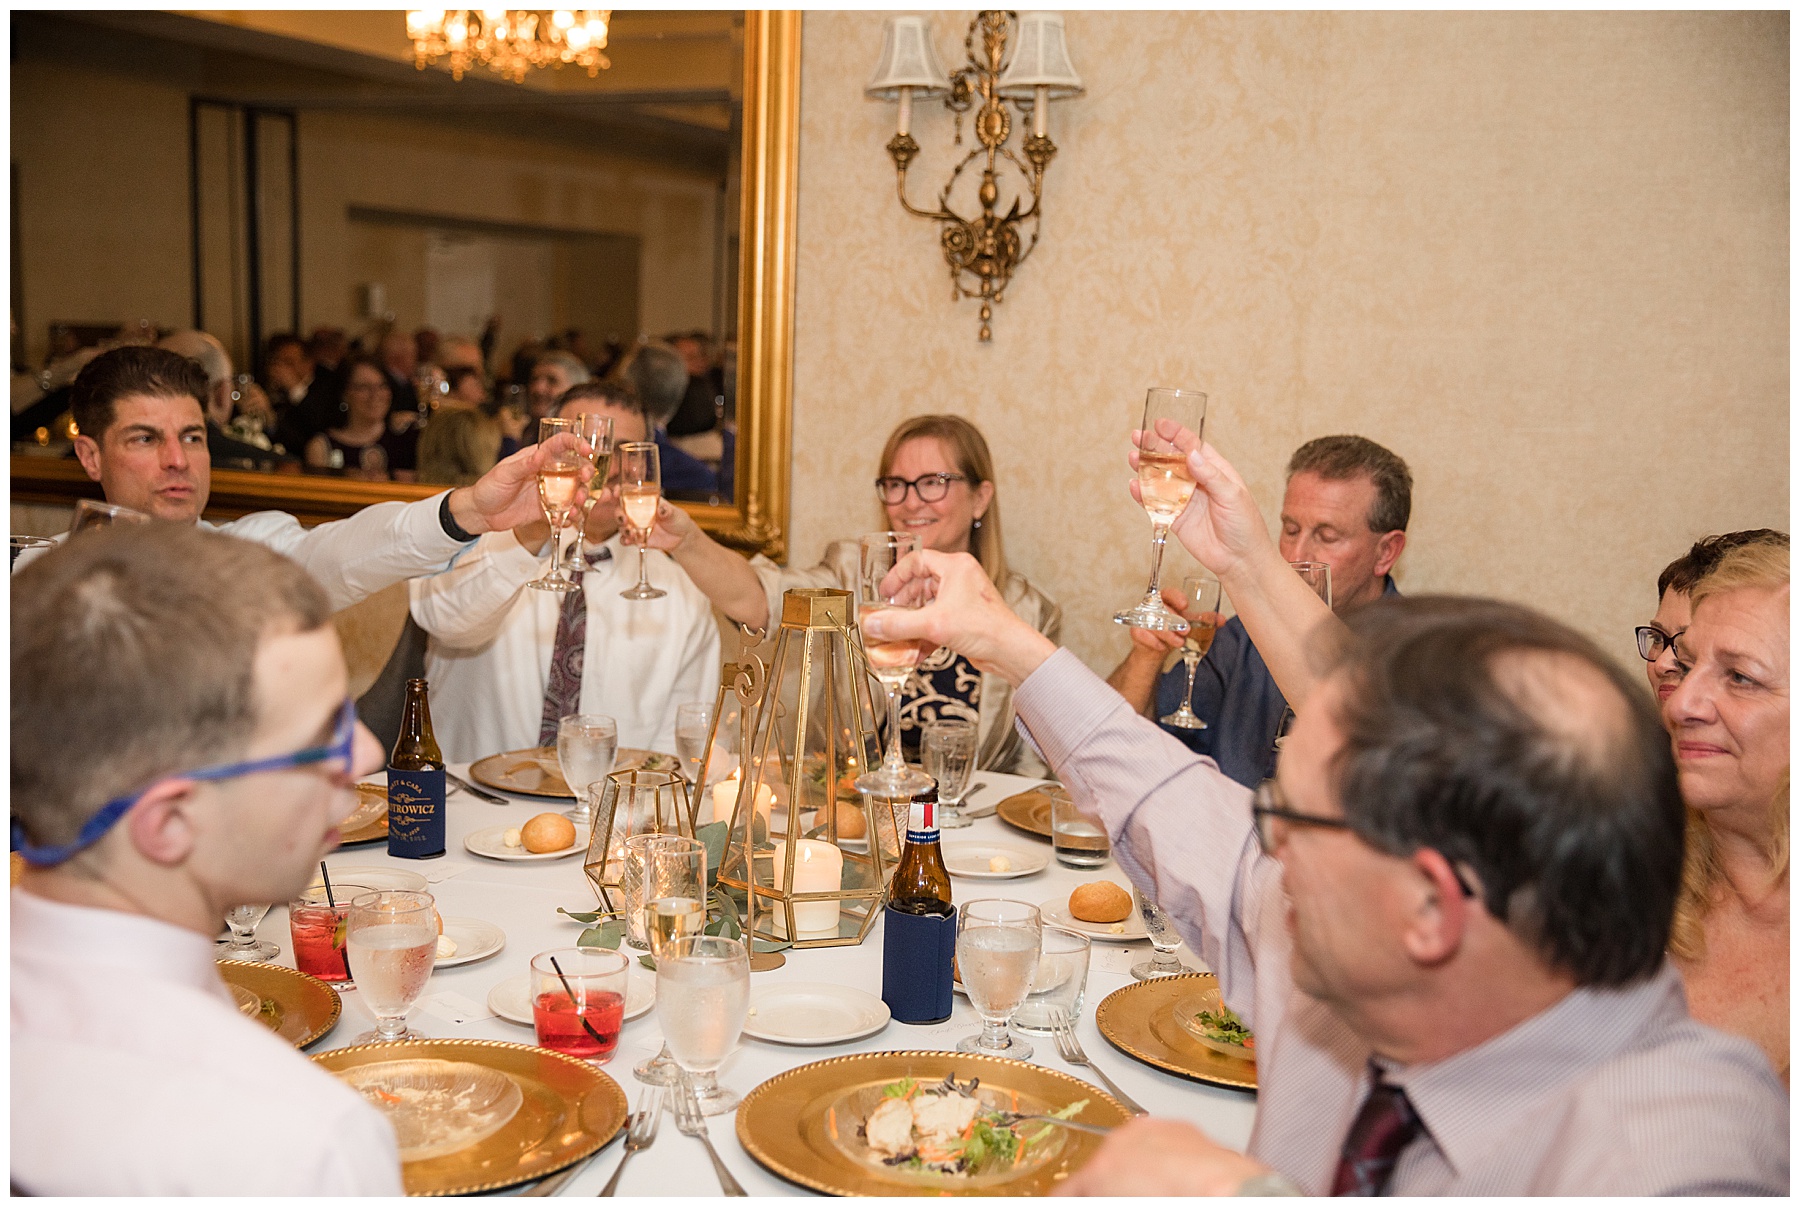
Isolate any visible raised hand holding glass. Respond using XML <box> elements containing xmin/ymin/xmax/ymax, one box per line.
<box><xmin>1115</xmin><ymin>388</ymin><xmax>1208</xmax><ymax>632</ymax></box>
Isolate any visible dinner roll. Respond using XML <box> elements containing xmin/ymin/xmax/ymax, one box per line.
<box><xmin>834</xmin><ymin>800</ymin><xmax>867</xmax><ymax>840</ymax></box>
<box><xmin>1069</xmin><ymin>881</ymin><xmax>1132</xmax><ymax>924</ymax></box>
<box><xmin>521</xmin><ymin>812</ymin><xmax>577</xmax><ymax>854</ymax></box>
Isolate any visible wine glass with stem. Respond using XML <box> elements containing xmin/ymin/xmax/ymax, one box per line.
<box><xmin>655</xmin><ymin>934</ymin><xmax>750</xmax><ymax>1115</ymax></box>
<box><xmin>674</xmin><ymin>702</ymin><xmax>714</xmax><ymax>790</ymax></box>
<box><xmin>346</xmin><ymin>889</ymin><xmax>437</xmax><ymax>1044</ymax></box>
<box><xmin>526</xmin><ymin>417</ymin><xmax>582</xmax><ymax>593</ymax></box>
<box><xmin>1114</xmin><ymin>387</ymin><xmax>1208</xmax><ymax>632</ymax></box>
<box><xmin>955</xmin><ymin>898</ymin><xmax>1042</xmax><ymax>1059</ymax></box>
<box><xmin>217</xmin><ymin>903</ymin><xmax>277</xmax><ymax>962</ymax></box>
<box><xmin>559</xmin><ymin>411</ymin><xmax>615</xmax><ymax>577</ymax></box>
<box><xmin>853</xmin><ymin>531</ymin><xmax>934</xmax><ymax>797</ymax></box>
<box><xmin>1129</xmin><ymin>882</ymin><xmax>1196</xmax><ymax>979</ymax></box>
<box><xmin>1159</xmin><ymin>573</ymin><xmax>1224</xmax><ymax>730</ymax></box>
<box><xmin>632</xmin><ymin>836</ymin><xmax>708</xmax><ymax>1086</ymax></box>
<box><xmin>617</xmin><ymin>441</ymin><xmax>666</xmax><ymax>601</ymax></box>
<box><xmin>921</xmin><ymin>718</ymin><xmax>977</xmax><ymax>829</ymax></box>
<box><xmin>557</xmin><ymin>713</ymin><xmax>617</xmax><ymax>826</ymax></box>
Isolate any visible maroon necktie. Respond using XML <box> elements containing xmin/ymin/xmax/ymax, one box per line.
<box><xmin>537</xmin><ymin>547</ymin><xmax>611</xmax><ymax>746</ymax></box>
<box><xmin>1331</xmin><ymin>1065</ymin><xmax>1423</xmax><ymax>1196</ymax></box>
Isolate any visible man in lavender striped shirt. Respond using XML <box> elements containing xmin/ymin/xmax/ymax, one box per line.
<box><xmin>863</xmin><ymin>437</ymin><xmax>1788</xmax><ymax>1196</ymax></box>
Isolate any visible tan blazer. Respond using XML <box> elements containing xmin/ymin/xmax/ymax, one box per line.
<box><xmin>753</xmin><ymin>540</ymin><xmax>1062</xmax><ymax>777</ymax></box>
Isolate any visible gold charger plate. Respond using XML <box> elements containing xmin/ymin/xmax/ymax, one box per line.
<box><xmin>313</xmin><ymin>1038</ymin><xmax>629</xmax><ymax>1196</ymax></box>
<box><xmin>1094</xmin><ymin>973</ymin><xmax>1257</xmax><ymax>1093</ymax></box>
<box><xmin>340</xmin><ymin>782</ymin><xmax>390</xmax><ymax>846</ymax></box>
<box><xmin>467</xmin><ymin>747</ymin><xmax>679</xmax><ymax>799</ymax></box>
<box><xmin>995</xmin><ymin>789</ymin><xmax>1056</xmax><ymax>841</ymax></box>
<box><xmin>735</xmin><ymin>1049</ymin><xmax>1130</xmax><ymax>1196</ymax></box>
<box><xmin>217</xmin><ymin>961</ymin><xmax>341</xmax><ymax>1049</ymax></box>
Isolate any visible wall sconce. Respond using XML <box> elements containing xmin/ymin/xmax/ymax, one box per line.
<box><xmin>867</xmin><ymin>12</ymin><xmax>1083</xmax><ymax>341</ymax></box>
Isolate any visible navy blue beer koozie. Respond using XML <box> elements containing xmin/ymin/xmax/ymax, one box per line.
<box><xmin>882</xmin><ymin>907</ymin><xmax>957</xmax><ymax>1023</ymax></box>
<box><xmin>386</xmin><ymin>769</ymin><xmax>446</xmax><ymax>859</ymax></box>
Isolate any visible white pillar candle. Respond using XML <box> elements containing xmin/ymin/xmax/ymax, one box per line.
<box><xmin>711</xmin><ymin>773</ymin><xmax>775</xmax><ymax>827</ymax></box>
<box><xmin>772</xmin><ymin>839</ymin><xmax>843</xmax><ymax>936</ymax></box>
<box><xmin>897</xmin><ymin>85</ymin><xmax>914</xmax><ymax>137</ymax></box>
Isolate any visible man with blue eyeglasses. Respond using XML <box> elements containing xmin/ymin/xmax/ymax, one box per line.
<box><xmin>12</xmin><ymin>524</ymin><xmax>402</xmax><ymax>1194</ymax></box>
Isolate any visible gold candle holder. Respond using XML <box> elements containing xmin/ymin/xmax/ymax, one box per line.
<box><xmin>582</xmin><ymin>767</ymin><xmax>693</xmax><ymax>916</ymax></box>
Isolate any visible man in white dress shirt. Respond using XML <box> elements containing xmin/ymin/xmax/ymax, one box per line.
<box><xmin>12</xmin><ymin>523</ymin><xmax>402</xmax><ymax>1195</ymax></box>
<box><xmin>412</xmin><ymin>381</ymin><xmax>767</xmax><ymax>761</ymax></box>
<box><xmin>15</xmin><ymin>344</ymin><xmax>578</xmax><ymax>611</ymax></box>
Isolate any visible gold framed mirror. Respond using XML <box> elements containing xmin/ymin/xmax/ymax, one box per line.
<box><xmin>10</xmin><ymin>11</ymin><xmax>798</xmax><ymax>559</ymax></box>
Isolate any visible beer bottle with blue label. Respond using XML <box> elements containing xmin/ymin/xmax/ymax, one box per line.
<box><xmin>881</xmin><ymin>786</ymin><xmax>955</xmax><ymax>1024</ymax></box>
<box><xmin>387</xmin><ymin>679</ymin><xmax>446</xmax><ymax>859</ymax></box>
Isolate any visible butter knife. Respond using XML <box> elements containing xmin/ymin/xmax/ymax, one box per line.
<box><xmin>447</xmin><ymin>772</ymin><xmax>510</xmax><ymax>806</ymax></box>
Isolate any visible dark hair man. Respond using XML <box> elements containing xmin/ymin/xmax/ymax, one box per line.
<box><xmin>1638</xmin><ymin>528</ymin><xmax>1789</xmax><ymax>702</ymax></box>
<box><xmin>620</xmin><ymin>339</ymin><xmax>718</xmax><ymax>496</ymax></box>
<box><xmin>862</xmin><ymin>436</ymin><xmax>1788</xmax><ymax>1195</ymax></box>
<box><xmin>17</xmin><ymin>344</ymin><xmax>587</xmax><ymax>611</ymax></box>
<box><xmin>12</xmin><ymin>525</ymin><xmax>401</xmax><ymax>1194</ymax></box>
<box><xmin>1107</xmin><ymin>434</ymin><xmax>1412</xmax><ymax>787</ymax></box>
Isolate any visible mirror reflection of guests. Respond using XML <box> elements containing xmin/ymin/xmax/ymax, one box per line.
<box><xmin>302</xmin><ymin>355</ymin><xmax>417</xmax><ymax>482</ymax></box>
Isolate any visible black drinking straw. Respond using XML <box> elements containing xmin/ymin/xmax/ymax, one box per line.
<box><xmin>549</xmin><ymin>955</ymin><xmax>609</xmax><ymax>1048</ymax></box>
<box><xmin>320</xmin><ymin>862</ymin><xmax>353</xmax><ymax>981</ymax></box>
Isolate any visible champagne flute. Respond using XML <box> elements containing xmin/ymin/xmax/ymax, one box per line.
<box><xmin>1160</xmin><ymin>573</ymin><xmax>1223</xmax><ymax>730</ymax></box>
<box><xmin>216</xmin><ymin>903</ymin><xmax>277</xmax><ymax>962</ymax></box>
<box><xmin>560</xmin><ymin>411</ymin><xmax>616</xmax><ymax>577</ymax></box>
<box><xmin>526</xmin><ymin>417</ymin><xmax>582</xmax><ymax>593</ymax></box>
<box><xmin>1129</xmin><ymin>883</ymin><xmax>1196</xmax><ymax>980</ymax></box>
<box><xmin>853</xmin><ymin>532</ymin><xmax>933</xmax><ymax>797</ymax></box>
<box><xmin>656</xmin><ymin>934</ymin><xmax>750</xmax><ymax>1115</ymax></box>
<box><xmin>955</xmin><ymin>898</ymin><xmax>1042</xmax><ymax>1059</ymax></box>
<box><xmin>346</xmin><ymin>889</ymin><xmax>436</xmax><ymax>1043</ymax></box>
<box><xmin>1114</xmin><ymin>387</ymin><xmax>1208</xmax><ymax>632</ymax></box>
<box><xmin>921</xmin><ymin>719</ymin><xmax>977</xmax><ymax>829</ymax></box>
<box><xmin>557</xmin><ymin>713</ymin><xmax>617</xmax><ymax>826</ymax></box>
<box><xmin>632</xmin><ymin>836</ymin><xmax>707</xmax><ymax>1086</ymax></box>
<box><xmin>674</xmin><ymin>702</ymin><xmax>714</xmax><ymax>789</ymax></box>
<box><xmin>617</xmin><ymin>441</ymin><xmax>666</xmax><ymax>601</ymax></box>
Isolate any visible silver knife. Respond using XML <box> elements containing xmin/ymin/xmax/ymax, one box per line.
<box><xmin>959</xmin><ymin>780</ymin><xmax>998</xmax><ymax>818</ymax></box>
<box><xmin>447</xmin><ymin>772</ymin><xmax>510</xmax><ymax>806</ymax></box>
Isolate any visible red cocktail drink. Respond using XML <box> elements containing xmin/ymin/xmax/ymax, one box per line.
<box><xmin>533</xmin><ymin>989</ymin><xmax>624</xmax><ymax>1059</ymax></box>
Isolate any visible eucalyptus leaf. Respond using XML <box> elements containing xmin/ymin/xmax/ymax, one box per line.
<box><xmin>638</xmin><ymin>954</ymin><xmax>657</xmax><ymax>971</ymax></box>
<box><xmin>577</xmin><ymin>919</ymin><xmax>624</xmax><ymax>950</ymax></box>
<box><xmin>751</xmin><ymin>937</ymin><xmax>792</xmax><ymax>954</ymax></box>
<box><xmin>558</xmin><ymin>906</ymin><xmax>607</xmax><ymax>924</ymax></box>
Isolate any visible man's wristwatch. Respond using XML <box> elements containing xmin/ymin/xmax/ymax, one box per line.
<box><xmin>1236</xmin><ymin>1171</ymin><xmax>1303</xmax><ymax>1196</ymax></box>
<box><xmin>438</xmin><ymin>492</ymin><xmax>478</xmax><ymax>543</ymax></box>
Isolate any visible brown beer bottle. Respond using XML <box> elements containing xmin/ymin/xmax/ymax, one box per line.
<box><xmin>881</xmin><ymin>785</ymin><xmax>956</xmax><ymax>1023</ymax></box>
<box><xmin>387</xmin><ymin>679</ymin><xmax>447</xmax><ymax>859</ymax></box>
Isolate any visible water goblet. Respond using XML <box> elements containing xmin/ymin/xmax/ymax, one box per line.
<box><xmin>617</xmin><ymin>441</ymin><xmax>666</xmax><ymax>600</ymax></box>
<box><xmin>217</xmin><ymin>903</ymin><xmax>277</xmax><ymax>962</ymax></box>
<box><xmin>1159</xmin><ymin>573</ymin><xmax>1223</xmax><ymax>730</ymax></box>
<box><xmin>1129</xmin><ymin>883</ymin><xmax>1196</xmax><ymax>980</ymax></box>
<box><xmin>526</xmin><ymin>417</ymin><xmax>583</xmax><ymax>593</ymax></box>
<box><xmin>921</xmin><ymin>719</ymin><xmax>978</xmax><ymax>829</ymax></box>
<box><xmin>557</xmin><ymin>713</ymin><xmax>618</xmax><ymax>826</ymax></box>
<box><xmin>1115</xmin><ymin>387</ymin><xmax>1208</xmax><ymax>632</ymax></box>
<box><xmin>955</xmin><ymin>898</ymin><xmax>1042</xmax><ymax>1059</ymax></box>
<box><xmin>853</xmin><ymin>531</ymin><xmax>933</xmax><ymax>797</ymax></box>
<box><xmin>674</xmin><ymin>702</ymin><xmax>714</xmax><ymax>790</ymax></box>
<box><xmin>632</xmin><ymin>836</ymin><xmax>707</xmax><ymax>1086</ymax></box>
<box><xmin>346</xmin><ymin>889</ymin><xmax>437</xmax><ymax>1043</ymax></box>
<box><xmin>1012</xmin><ymin>925</ymin><xmax>1092</xmax><ymax>1034</ymax></box>
<box><xmin>655</xmin><ymin>934</ymin><xmax>750</xmax><ymax>1115</ymax></box>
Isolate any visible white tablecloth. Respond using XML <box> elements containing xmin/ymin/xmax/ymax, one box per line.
<box><xmin>274</xmin><ymin>767</ymin><xmax>1257</xmax><ymax>1195</ymax></box>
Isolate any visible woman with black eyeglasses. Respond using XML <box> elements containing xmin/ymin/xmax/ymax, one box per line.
<box><xmin>1638</xmin><ymin>530</ymin><xmax>1787</xmax><ymax>703</ymax></box>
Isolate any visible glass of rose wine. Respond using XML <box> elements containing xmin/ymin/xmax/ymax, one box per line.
<box><xmin>616</xmin><ymin>441</ymin><xmax>666</xmax><ymax>601</ymax></box>
<box><xmin>1160</xmin><ymin>573</ymin><xmax>1223</xmax><ymax>730</ymax></box>
<box><xmin>1114</xmin><ymin>387</ymin><xmax>1208</xmax><ymax>632</ymax></box>
<box><xmin>853</xmin><ymin>531</ymin><xmax>934</xmax><ymax>797</ymax></box>
<box><xmin>346</xmin><ymin>889</ymin><xmax>437</xmax><ymax>1044</ymax></box>
<box><xmin>560</xmin><ymin>411</ymin><xmax>615</xmax><ymax>578</ymax></box>
<box><xmin>632</xmin><ymin>835</ymin><xmax>707</xmax><ymax>1086</ymax></box>
<box><xmin>527</xmin><ymin>417</ymin><xmax>582</xmax><ymax>593</ymax></box>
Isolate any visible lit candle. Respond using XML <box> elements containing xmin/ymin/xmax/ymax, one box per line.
<box><xmin>1033</xmin><ymin>85</ymin><xmax>1048</xmax><ymax>138</ymax></box>
<box><xmin>897</xmin><ymin>85</ymin><xmax>914</xmax><ymax>137</ymax></box>
<box><xmin>772</xmin><ymin>839</ymin><xmax>843</xmax><ymax>936</ymax></box>
<box><xmin>711</xmin><ymin>771</ymin><xmax>774</xmax><ymax>827</ymax></box>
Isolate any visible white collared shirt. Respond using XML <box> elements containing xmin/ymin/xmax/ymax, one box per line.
<box><xmin>11</xmin><ymin>889</ymin><xmax>403</xmax><ymax>1195</ymax></box>
<box><xmin>411</xmin><ymin>530</ymin><xmax>722</xmax><ymax>762</ymax></box>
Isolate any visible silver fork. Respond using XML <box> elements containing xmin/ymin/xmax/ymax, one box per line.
<box><xmin>673</xmin><ymin>1077</ymin><xmax>746</xmax><ymax>1196</ymax></box>
<box><xmin>1049</xmin><ymin>1008</ymin><xmax>1149</xmax><ymax>1117</ymax></box>
<box><xmin>596</xmin><ymin>1086</ymin><xmax>664</xmax><ymax>1197</ymax></box>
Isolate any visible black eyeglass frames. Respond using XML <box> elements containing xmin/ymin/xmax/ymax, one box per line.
<box><xmin>875</xmin><ymin>472</ymin><xmax>968</xmax><ymax>505</ymax></box>
<box><xmin>1250</xmin><ymin>779</ymin><xmax>1476</xmax><ymax>899</ymax></box>
<box><xmin>1634</xmin><ymin>625</ymin><xmax>1683</xmax><ymax>663</ymax></box>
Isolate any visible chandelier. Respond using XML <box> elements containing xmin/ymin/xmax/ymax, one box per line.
<box><xmin>406</xmin><ymin>10</ymin><xmax>612</xmax><ymax>82</ymax></box>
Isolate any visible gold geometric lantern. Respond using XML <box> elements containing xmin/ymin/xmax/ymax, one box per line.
<box><xmin>710</xmin><ymin>589</ymin><xmax>899</xmax><ymax>951</ymax></box>
<box><xmin>582</xmin><ymin>767</ymin><xmax>693</xmax><ymax>916</ymax></box>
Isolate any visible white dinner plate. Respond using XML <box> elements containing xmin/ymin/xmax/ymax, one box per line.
<box><xmin>741</xmin><ymin>982</ymin><xmax>890</xmax><ymax>1046</ymax></box>
<box><xmin>941</xmin><ymin>841</ymin><xmax>1049</xmax><ymax>880</ymax></box>
<box><xmin>463</xmin><ymin>824</ymin><xmax>589</xmax><ymax>862</ymax></box>
<box><xmin>436</xmin><ymin>916</ymin><xmax>505</xmax><ymax>968</ymax></box>
<box><xmin>486</xmin><ymin>969</ymin><xmax>656</xmax><ymax>1027</ymax></box>
<box><xmin>1040</xmin><ymin>894</ymin><xmax>1150</xmax><ymax>943</ymax></box>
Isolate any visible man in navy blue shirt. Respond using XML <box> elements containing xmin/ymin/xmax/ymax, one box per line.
<box><xmin>1106</xmin><ymin>435</ymin><xmax>1411</xmax><ymax>787</ymax></box>
<box><xmin>622</xmin><ymin>339</ymin><xmax>720</xmax><ymax>498</ymax></box>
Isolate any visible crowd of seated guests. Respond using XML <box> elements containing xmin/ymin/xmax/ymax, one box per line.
<box><xmin>10</xmin><ymin>325</ymin><xmax>1788</xmax><ymax>1193</ymax></box>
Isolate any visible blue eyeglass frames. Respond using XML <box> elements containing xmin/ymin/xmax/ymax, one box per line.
<box><xmin>12</xmin><ymin>697</ymin><xmax>360</xmax><ymax>868</ymax></box>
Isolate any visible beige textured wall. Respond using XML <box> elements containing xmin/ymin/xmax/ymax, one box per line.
<box><xmin>788</xmin><ymin>11</ymin><xmax>1788</xmax><ymax>676</ymax></box>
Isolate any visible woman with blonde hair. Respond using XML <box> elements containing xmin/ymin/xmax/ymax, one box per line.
<box><xmin>1663</xmin><ymin>538</ymin><xmax>1789</xmax><ymax>1082</ymax></box>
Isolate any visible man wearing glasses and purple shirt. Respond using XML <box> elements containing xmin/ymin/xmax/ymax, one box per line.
<box><xmin>861</xmin><ymin>431</ymin><xmax>1786</xmax><ymax>1195</ymax></box>
<box><xmin>11</xmin><ymin>524</ymin><xmax>401</xmax><ymax>1194</ymax></box>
